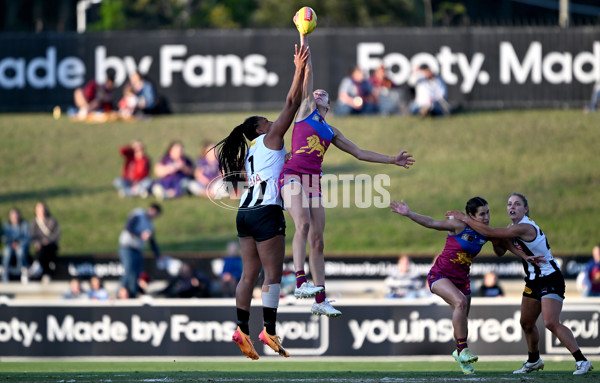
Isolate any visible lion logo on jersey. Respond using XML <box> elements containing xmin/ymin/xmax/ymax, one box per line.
<box><xmin>451</xmin><ymin>252</ymin><xmax>473</xmax><ymax>266</ymax></box>
<box><xmin>296</xmin><ymin>135</ymin><xmax>326</xmax><ymax>157</ymax></box>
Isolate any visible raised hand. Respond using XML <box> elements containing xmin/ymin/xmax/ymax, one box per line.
<box><xmin>390</xmin><ymin>199</ymin><xmax>411</xmax><ymax>216</ymax></box>
<box><xmin>294</xmin><ymin>43</ymin><xmax>310</xmax><ymax>68</ymax></box>
<box><xmin>446</xmin><ymin>210</ymin><xmax>466</xmax><ymax>221</ymax></box>
<box><xmin>526</xmin><ymin>255</ymin><xmax>547</xmax><ymax>267</ymax></box>
<box><xmin>392</xmin><ymin>150</ymin><xmax>415</xmax><ymax>169</ymax></box>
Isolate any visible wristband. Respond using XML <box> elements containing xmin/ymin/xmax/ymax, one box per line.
<box><xmin>389</xmin><ymin>155</ymin><xmax>394</xmax><ymax>164</ymax></box>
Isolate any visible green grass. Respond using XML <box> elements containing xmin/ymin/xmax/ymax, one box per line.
<box><xmin>0</xmin><ymin>360</ymin><xmax>596</xmax><ymax>382</ymax></box>
<box><xmin>0</xmin><ymin>110</ymin><xmax>599</xmax><ymax>256</ymax></box>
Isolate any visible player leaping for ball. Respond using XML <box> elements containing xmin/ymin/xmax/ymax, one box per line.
<box><xmin>214</xmin><ymin>38</ymin><xmax>310</xmax><ymax>360</ymax></box>
<box><xmin>279</xmin><ymin>8</ymin><xmax>416</xmax><ymax>318</ymax></box>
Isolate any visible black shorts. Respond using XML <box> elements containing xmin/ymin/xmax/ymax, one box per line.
<box><xmin>236</xmin><ymin>205</ymin><xmax>286</xmax><ymax>242</ymax></box>
<box><xmin>523</xmin><ymin>271</ymin><xmax>566</xmax><ymax>301</ymax></box>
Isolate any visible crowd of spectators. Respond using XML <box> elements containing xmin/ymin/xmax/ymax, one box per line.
<box><xmin>333</xmin><ymin>64</ymin><xmax>450</xmax><ymax>118</ymax></box>
<box><xmin>1</xmin><ymin>201</ymin><xmax>60</xmax><ymax>284</ymax></box>
<box><xmin>113</xmin><ymin>139</ymin><xmax>224</xmax><ymax>201</ymax></box>
<box><xmin>68</xmin><ymin>70</ymin><xmax>169</xmax><ymax>122</ymax></box>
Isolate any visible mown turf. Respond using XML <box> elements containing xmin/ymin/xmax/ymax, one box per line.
<box><xmin>0</xmin><ymin>110</ymin><xmax>599</xmax><ymax>255</ymax></box>
<box><xmin>0</xmin><ymin>360</ymin><xmax>597</xmax><ymax>382</ymax></box>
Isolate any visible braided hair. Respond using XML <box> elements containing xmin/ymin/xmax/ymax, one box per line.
<box><xmin>215</xmin><ymin>116</ymin><xmax>261</xmax><ymax>185</ymax></box>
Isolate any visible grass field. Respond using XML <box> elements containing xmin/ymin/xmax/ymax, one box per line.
<box><xmin>0</xmin><ymin>110</ymin><xmax>599</xmax><ymax>256</ymax></box>
<box><xmin>0</xmin><ymin>360</ymin><xmax>597</xmax><ymax>382</ymax></box>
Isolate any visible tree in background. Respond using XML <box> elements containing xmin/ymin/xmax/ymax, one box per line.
<box><xmin>0</xmin><ymin>0</ymin><xmax>599</xmax><ymax>32</ymax></box>
<box><xmin>253</xmin><ymin>0</ymin><xmax>418</xmax><ymax>28</ymax></box>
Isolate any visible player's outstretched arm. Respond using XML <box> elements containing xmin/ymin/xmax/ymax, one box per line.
<box><xmin>331</xmin><ymin>126</ymin><xmax>415</xmax><ymax>168</ymax></box>
<box><xmin>446</xmin><ymin>210</ymin><xmax>535</xmax><ymax>240</ymax></box>
<box><xmin>503</xmin><ymin>240</ymin><xmax>547</xmax><ymax>266</ymax></box>
<box><xmin>391</xmin><ymin>200</ymin><xmax>464</xmax><ymax>232</ymax></box>
<box><xmin>264</xmin><ymin>44</ymin><xmax>309</xmax><ymax>149</ymax></box>
<box><xmin>296</xmin><ymin>35</ymin><xmax>315</xmax><ymax>122</ymax></box>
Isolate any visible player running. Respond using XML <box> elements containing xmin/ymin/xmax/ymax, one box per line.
<box><xmin>390</xmin><ymin>197</ymin><xmax>491</xmax><ymax>374</ymax></box>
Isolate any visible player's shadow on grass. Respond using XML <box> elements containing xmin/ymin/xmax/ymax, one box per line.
<box><xmin>0</xmin><ymin>185</ymin><xmax>113</xmax><ymax>203</ymax></box>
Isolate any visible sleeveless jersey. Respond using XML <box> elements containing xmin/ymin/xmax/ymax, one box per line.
<box><xmin>429</xmin><ymin>226</ymin><xmax>488</xmax><ymax>286</ymax></box>
<box><xmin>239</xmin><ymin>135</ymin><xmax>286</xmax><ymax>209</ymax></box>
<box><xmin>512</xmin><ymin>216</ymin><xmax>560</xmax><ymax>280</ymax></box>
<box><xmin>282</xmin><ymin>109</ymin><xmax>334</xmax><ymax>175</ymax></box>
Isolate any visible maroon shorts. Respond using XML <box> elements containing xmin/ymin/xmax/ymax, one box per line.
<box><xmin>427</xmin><ymin>272</ymin><xmax>471</xmax><ymax>296</ymax></box>
<box><xmin>278</xmin><ymin>169</ymin><xmax>321</xmax><ymax>198</ymax></box>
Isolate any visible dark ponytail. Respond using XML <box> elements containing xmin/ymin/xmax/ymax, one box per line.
<box><xmin>215</xmin><ymin>116</ymin><xmax>261</xmax><ymax>185</ymax></box>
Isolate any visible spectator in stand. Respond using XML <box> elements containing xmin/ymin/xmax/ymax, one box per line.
<box><xmin>62</xmin><ymin>277</ymin><xmax>87</xmax><ymax>300</ymax></box>
<box><xmin>582</xmin><ymin>245</ymin><xmax>600</xmax><ymax>297</ymax></box>
<box><xmin>478</xmin><ymin>271</ymin><xmax>504</xmax><ymax>297</ymax></box>
<box><xmin>118</xmin><ymin>203</ymin><xmax>162</xmax><ymax>298</ymax></box>
<box><xmin>384</xmin><ymin>255</ymin><xmax>423</xmax><ymax>299</ymax></box>
<box><xmin>29</xmin><ymin>201</ymin><xmax>60</xmax><ymax>283</ymax></box>
<box><xmin>408</xmin><ymin>64</ymin><xmax>450</xmax><ymax>117</ymax></box>
<box><xmin>369</xmin><ymin>65</ymin><xmax>405</xmax><ymax>116</ymax></box>
<box><xmin>152</xmin><ymin>141</ymin><xmax>195</xmax><ymax>200</ymax></box>
<box><xmin>156</xmin><ymin>262</ymin><xmax>212</xmax><ymax>298</ymax></box>
<box><xmin>189</xmin><ymin>141</ymin><xmax>222</xmax><ymax>198</ymax></box>
<box><xmin>88</xmin><ymin>275</ymin><xmax>110</xmax><ymax>300</ymax></box>
<box><xmin>220</xmin><ymin>241</ymin><xmax>243</xmax><ymax>298</ymax></box>
<box><xmin>72</xmin><ymin>69</ymin><xmax>116</xmax><ymax>120</ymax></box>
<box><xmin>113</xmin><ymin>140</ymin><xmax>153</xmax><ymax>198</ymax></box>
<box><xmin>137</xmin><ymin>271</ymin><xmax>151</xmax><ymax>296</ymax></box>
<box><xmin>129</xmin><ymin>71</ymin><xmax>157</xmax><ymax>115</ymax></box>
<box><xmin>118</xmin><ymin>83</ymin><xmax>139</xmax><ymax>119</ymax></box>
<box><xmin>2</xmin><ymin>208</ymin><xmax>30</xmax><ymax>283</ymax></box>
<box><xmin>335</xmin><ymin>66</ymin><xmax>378</xmax><ymax>116</ymax></box>
<box><xmin>117</xmin><ymin>285</ymin><xmax>130</xmax><ymax>299</ymax></box>
<box><xmin>280</xmin><ymin>269</ymin><xmax>296</xmax><ymax>297</ymax></box>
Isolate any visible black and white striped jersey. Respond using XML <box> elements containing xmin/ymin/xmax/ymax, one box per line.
<box><xmin>238</xmin><ymin>134</ymin><xmax>286</xmax><ymax>209</ymax></box>
<box><xmin>512</xmin><ymin>216</ymin><xmax>560</xmax><ymax>280</ymax></box>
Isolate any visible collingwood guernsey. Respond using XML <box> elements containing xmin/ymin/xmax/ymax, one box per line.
<box><xmin>513</xmin><ymin>215</ymin><xmax>560</xmax><ymax>280</ymax></box>
<box><xmin>239</xmin><ymin>135</ymin><xmax>286</xmax><ymax>209</ymax></box>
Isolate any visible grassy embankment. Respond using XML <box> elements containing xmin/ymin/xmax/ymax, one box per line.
<box><xmin>0</xmin><ymin>110</ymin><xmax>598</xmax><ymax>256</ymax></box>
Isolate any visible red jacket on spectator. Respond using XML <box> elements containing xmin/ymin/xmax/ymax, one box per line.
<box><xmin>83</xmin><ymin>80</ymin><xmax>114</xmax><ymax>112</ymax></box>
<box><xmin>120</xmin><ymin>146</ymin><xmax>150</xmax><ymax>182</ymax></box>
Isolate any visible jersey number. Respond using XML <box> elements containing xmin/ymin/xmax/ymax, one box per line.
<box><xmin>248</xmin><ymin>155</ymin><xmax>254</xmax><ymax>174</ymax></box>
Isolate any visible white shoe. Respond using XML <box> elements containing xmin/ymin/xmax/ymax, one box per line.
<box><xmin>152</xmin><ymin>184</ymin><xmax>165</xmax><ymax>201</ymax></box>
<box><xmin>513</xmin><ymin>358</ymin><xmax>544</xmax><ymax>374</ymax></box>
<box><xmin>573</xmin><ymin>360</ymin><xmax>593</xmax><ymax>375</ymax></box>
<box><xmin>311</xmin><ymin>299</ymin><xmax>342</xmax><ymax>317</ymax></box>
<box><xmin>29</xmin><ymin>261</ymin><xmax>42</xmax><ymax>278</ymax></box>
<box><xmin>20</xmin><ymin>268</ymin><xmax>29</xmax><ymax>284</ymax></box>
<box><xmin>294</xmin><ymin>282</ymin><xmax>324</xmax><ymax>299</ymax></box>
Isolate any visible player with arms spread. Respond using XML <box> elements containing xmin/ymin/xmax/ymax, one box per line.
<box><xmin>390</xmin><ymin>197</ymin><xmax>490</xmax><ymax>374</ymax></box>
<box><xmin>279</xmin><ymin>30</ymin><xmax>415</xmax><ymax>318</ymax></box>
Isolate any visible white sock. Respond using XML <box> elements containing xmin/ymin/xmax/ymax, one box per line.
<box><xmin>261</xmin><ymin>283</ymin><xmax>281</xmax><ymax>308</ymax></box>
